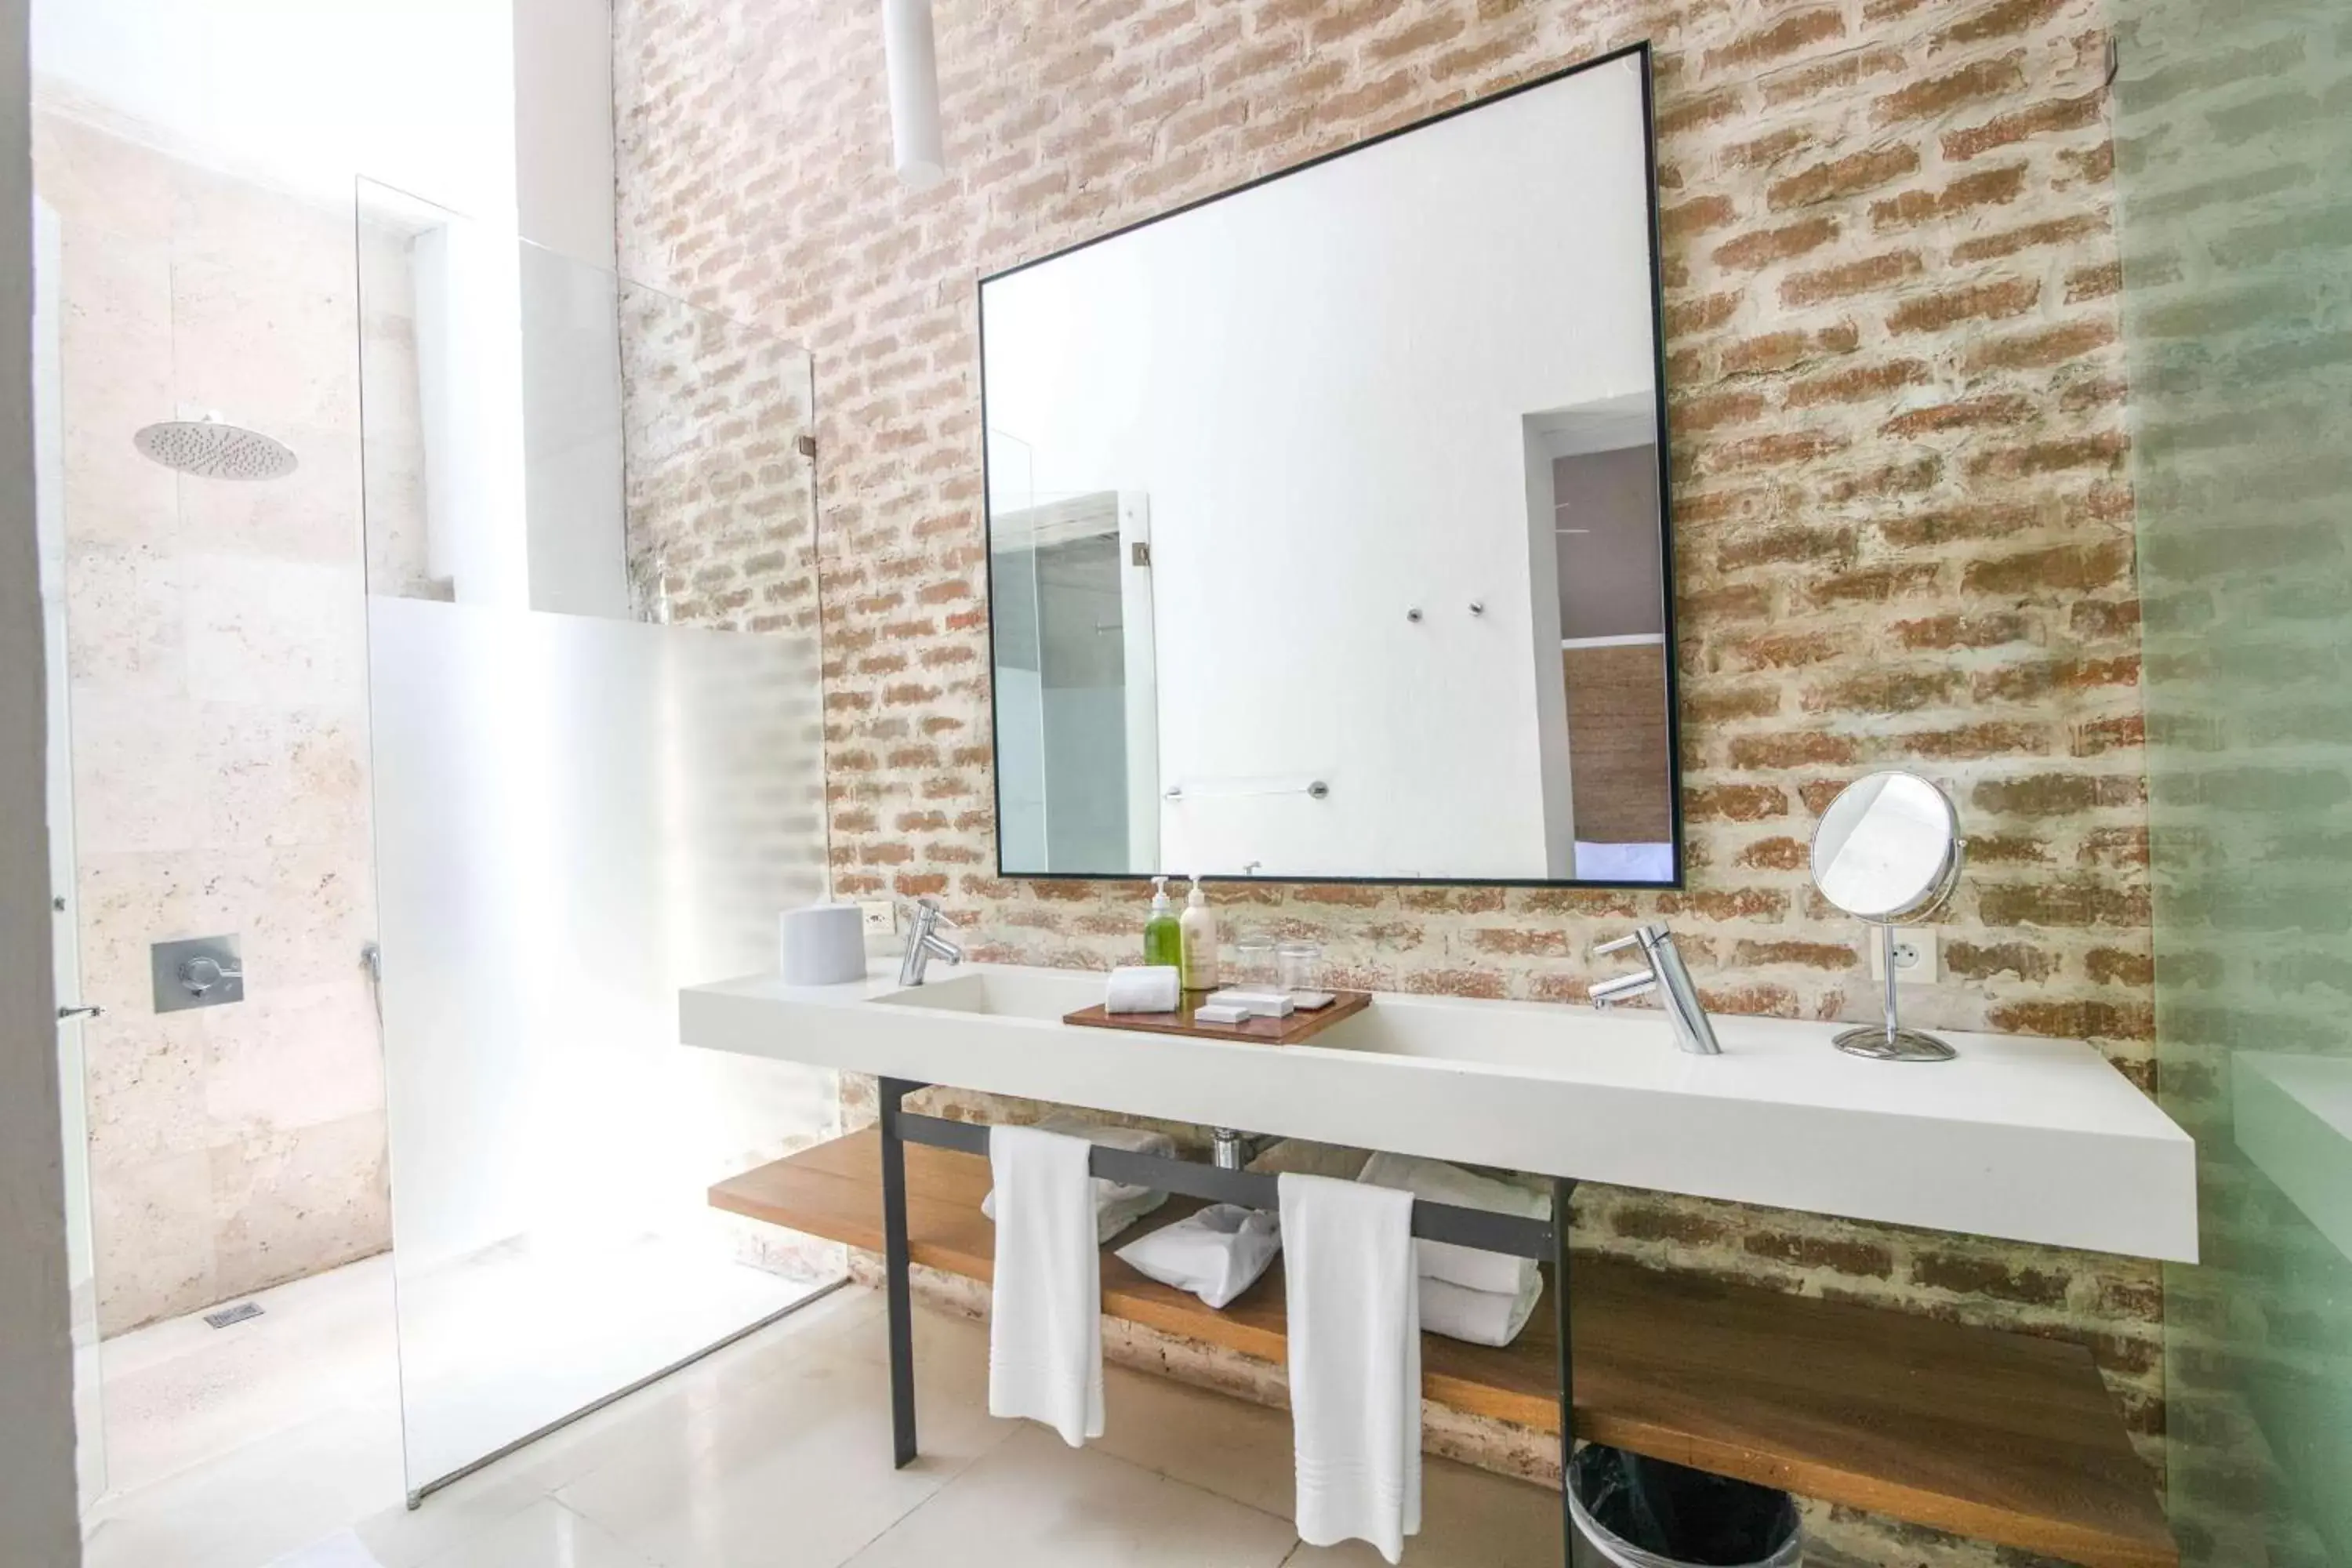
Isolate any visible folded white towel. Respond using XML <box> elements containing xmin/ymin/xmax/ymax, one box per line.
<box><xmin>1105</xmin><ymin>964</ymin><xmax>1181</xmax><ymax>1013</ymax></box>
<box><xmin>1279</xmin><ymin>1171</ymin><xmax>1421</xmax><ymax>1565</ymax></box>
<box><xmin>982</xmin><ymin>1118</ymin><xmax>1173</xmax><ymax>1243</ymax></box>
<box><xmin>1115</xmin><ymin>1204</ymin><xmax>1281</xmax><ymax>1309</ymax></box>
<box><xmin>987</xmin><ymin>1123</ymin><xmax>1104</xmax><ymax>1446</ymax></box>
<box><xmin>1420</xmin><ymin>1268</ymin><xmax>1543</xmax><ymax>1348</ymax></box>
<box><xmin>1359</xmin><ymin>1150</ymin><xmax>1549</xmax><ymax>1298</ymax></box>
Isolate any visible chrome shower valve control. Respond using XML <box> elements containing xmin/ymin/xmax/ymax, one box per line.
<box><xmin>152</xmin><ymin>935</ymin><xmax>246</xmax><ymax>1013</ymax></box>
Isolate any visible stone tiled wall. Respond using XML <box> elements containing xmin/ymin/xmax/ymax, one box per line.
<box><xmin>37</xmin><ymin>102</ymin><xmax>392</xmax><ymax>1334</ymax></box>
<box><xmin>614</xmin><ymin>1</ymin><xmax>2162</xmax><ymax>1555</ymax></box>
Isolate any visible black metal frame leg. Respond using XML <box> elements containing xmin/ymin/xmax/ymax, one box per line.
<box><xmin>1554</xmin><ymin>1177</ymin><xmax>1577</xmax><ymax>1566</ymax></box>
<box><xmin>880</xmin><ymin>1076</ymin><xmax>920</xmax><ymax>1468</ymax></box>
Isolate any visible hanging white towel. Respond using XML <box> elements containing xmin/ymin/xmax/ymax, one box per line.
<box><xmin>988</xmin><ymin>1123</ymin><xmax>1105</xmax><ymax>1446</ymax></box>
<box><xmin>981</xmin><ymin>1117</ymin><xmax>1173</xmax><ymax>1243</ymax></box>
<box><xmin>1279</xmin><ymin>1171</ymin><xmax>1421</xmax><ymax>1565</ymax></box>
<box><xmin>1359</xmin><ymin>1150</ymin><xmax>1549</xmax><ymax>1297</ymax></box>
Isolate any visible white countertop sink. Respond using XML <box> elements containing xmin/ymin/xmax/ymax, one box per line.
<box><xmin>681</xmin><ymin>963</ymin><xmax>2197</xmax><ymax>1262</ymax></box>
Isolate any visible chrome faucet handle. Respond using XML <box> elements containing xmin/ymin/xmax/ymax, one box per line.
<box><xmin>1593</xmin><ymin>931</ymin><xmax>1643</xmax><ymax>957</ymax></box>
<box><xmin>899</xmin><ymin>895</ymin><xmax>955</xmax><ymax>931</ymax></box>
<box><xmin>896</xmin><ymin>897</ymin><xmax>964</xmax><ymax>986</ymax></box>
<box><xmin>1588</xmin><ymin>971</ymin><xmax>1657</xmax><ymax>1007</ymax></box>
<box><xmin>179</xmin><ymin>954</ymin><xmax>245</xmax><ymax>997</ymax></box>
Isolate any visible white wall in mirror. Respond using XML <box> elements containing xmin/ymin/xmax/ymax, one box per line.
<box><xmin>982</xmin><ymin>48</ymin><xmax>1673</xmax><ymax>884</ymax></box>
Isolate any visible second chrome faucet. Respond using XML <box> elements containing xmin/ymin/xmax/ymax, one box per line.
<box><xmin>1589</xmin><ymin>924</ymin><xmax>1721</xmax><ymax>1055</ymax></box>
<box><xmin>897</xmin><ymin>898</ymin><xmax>964</xmax><ymax>986</ymax></box>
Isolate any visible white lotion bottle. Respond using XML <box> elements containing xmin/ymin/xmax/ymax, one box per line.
<box><xmin>1179</xmin><ymin>875</ymin><xmax>1219</xmax><ymax>991</ymax></box>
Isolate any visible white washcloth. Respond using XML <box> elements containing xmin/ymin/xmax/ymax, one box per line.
<box><xmin>982</xmin><ymin>1118</ymin><xmax>1174</xmax><ymax>1243</ymax></box>
<box><xmin>988</xmin><ymin>1123</ymin><xmax>1104</xmax><ymax>1446</ymax></box>
<box><xmin>1115</xmin><ymin>1204</ymin><xmax>1281</xmax><ymax>1309</ymax></box>
<box><xmin>1420</xmin><ymin>1268</ymin><xmax>1543</xmax><ymax>1348</ymax></box>
<box><xmin>1359</xmin><ymin>1150</ymin><xmax>1549</xmax><ymax>1297</ymax></box>
<box><xmin>1105</xmin><ymin>964</ymin><xmax>1181</xmax><ymax>1013</ymax></box>
<box><xmin>1279</xmin><ymin>1171</ymin><xmax>1421</xmax><ymax>1564</ymax></box>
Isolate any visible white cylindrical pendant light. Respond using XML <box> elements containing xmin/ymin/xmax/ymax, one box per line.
<box><xmin>883</xmin><ymin>0</ymin><xmax>946</xmax><ymax>189</ymax></box>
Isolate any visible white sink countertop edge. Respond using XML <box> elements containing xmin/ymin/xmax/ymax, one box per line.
<box><xmin>681</xmin><ymin>963</ymin><xmax>2198</xmax><ymax>1264</ymax></box>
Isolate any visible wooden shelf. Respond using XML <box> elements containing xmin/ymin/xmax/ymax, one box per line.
<box><xmin>713</xmin><ymin>1130</ymin><xmax>2176</xmax><ymax>1568</ymax></box>
<box><xmin>1062</xmin><ymin>988</ymin><xmax>1374</xmax><ymax>1046</ymax></box>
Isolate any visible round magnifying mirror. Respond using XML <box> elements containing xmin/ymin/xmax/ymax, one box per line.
<box><xmin>1810</xmin><ymin>771</ymin><xmax>1964</xmax><ymax>1062</ymax></box>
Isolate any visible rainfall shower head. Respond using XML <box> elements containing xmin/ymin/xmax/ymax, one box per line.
<box><xmin>132</xmin><ymin>417</ymin><xmax>299</xmax><ymax>481</ymax></box>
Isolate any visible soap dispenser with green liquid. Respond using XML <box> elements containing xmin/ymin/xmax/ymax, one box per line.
<box><xmin>1143</xmin><ymin>876</ymin><xmax>1183</xmax><ymax>968</ymax></box>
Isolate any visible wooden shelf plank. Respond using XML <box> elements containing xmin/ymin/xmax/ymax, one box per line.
<box><xmin>713</xmin><ymin>1131</ymin><xmax>2175</xmax><ymax>1568</ymax></box>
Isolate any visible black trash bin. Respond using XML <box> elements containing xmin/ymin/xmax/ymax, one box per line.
<box><xmin>1567</xmin><ymin>1445</ymin><xmax>1802</xmax><ymax>1568</ymax></box>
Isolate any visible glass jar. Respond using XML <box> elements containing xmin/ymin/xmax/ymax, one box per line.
<box><xmin>1276</xmin><ymin>940</ymin><xmax>1323</xmax><ymax>996</ymax></box>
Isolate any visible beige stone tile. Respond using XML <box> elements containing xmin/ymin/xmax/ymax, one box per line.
<box><xmin>82</xmin><ymin>1008</ymin><xmax>216</xmax><ymax>1171</ymax></box>
<box><xmin>841</xmin><ymin>1425</ymin><xmax>1299</xmax><ymax>1568</ymax></box>
<box><xmin>201</xmin><ymin>978</ymin><xmax>386</xmax><ymax>1140</ymax></box>
<box><xmin>362</xmin><ymin>437</ymin><xmax>433</xmax><ymax>594</ymax></box>
<box><xmin>174</xmin><ymin>419</ymin><xmax>365</xmax><ymax>565</ymax></box>
<box><xmin>80</xmin><ymin>1403</ymin><xmax>402</xmax><ymax>1568</ymax></box>
<box><xmin>65</xmin><ymin>678</ymin><xmax>201</xmax><ymax>855</ymax></box>
<box><xmin>169</xmin><ymin>251</ymin><xmax>360</xmax><ymax>434</ymax></box>
<box><xmin>358</xmin><ymin>305</ymin><xmax>426</xmax><ymax>445</ymax></box>
<box><xmin>1091</xmin><ymin>1356</ymin><xmax>1297</xmax><ymax>1517</ymax></box>
<box><xmin>57</xmin><ymin>225</ymin><xmax>179</xmax><ymax>547</ymax></box>
<box><xmin>249</xmin><ymin>839</ymin><xmax>381</xmax><ymax>989</ymax></box>
<box><xmin>32</xmin><ymin>108</ymin><xmax>177</xmax><ymax>245</ymax></box>
<box><xmin>92</xmin><ymin>1149</ymin><xmax>218</xmax><ymax>1334</ymax></box>
<box><xmin>182</xmin><ymin>554</ymin><xmax>367</xmax><ymax>710</ymax></box>
<box><xmin>74</xmin><ymin>849</ymin><xmax>262</xmax><ymax>1013</ymax></box>
<box><xmin>64</xmin><ymin>539</ymin><xmax>185</xmax><ymax>691</ymax></box>
<box><xmin>1279</xmin><ymin>1457</ymin><xmax>1565</xmax><ymax>1568</ymax></box>
<box><xmin>209</xmin><ymin>1114</ymin><xmax>390</xmax><ymax>1300</ymax></box>
<box><xmin>557</xmin><ymin>1330</ymin><xmax>1017</xmax><ymax>1568</ymax></box>
<box><xmin>408</xmin><ymin>1501</ymin><xmax>659</xmax><ymax>1568</ymax></box>
<box><xmin>201</xmin><ymin>982</ymin><xmax>381</xmax><ymax>1142</ymax></box>
<box><xmin>170</xmin><ymin>158</ymin><xmax>354</xmax><ymax>296</ymax></box>
<box><xmin>76</xmin><ymin>837</ymin><xmax>378</xmax><ymax>1004</ymax></box>
<box><xmin>192</xmin><ymin>702</ymin><xmax>372</xmax><ymax>851</ymax></box>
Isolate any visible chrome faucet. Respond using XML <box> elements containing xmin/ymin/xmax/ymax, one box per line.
<box><xmin>897</xmin><ymin>898</ymin><xmax>964</xmax><ymax>987</ymax></box>
<box><xmin>1589</xmin><ymin>923</ymin><xmax>1721</xmax><ymax>1055</ymax></box>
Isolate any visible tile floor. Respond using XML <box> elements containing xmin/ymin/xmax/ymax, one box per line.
<box><xmin>86</xmin><ymin>1270</ymin><xmax>1572</xmax><ymax>1567</ymax></box>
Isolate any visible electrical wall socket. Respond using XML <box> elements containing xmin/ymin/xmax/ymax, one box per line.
<box><xmin>1868</xmin><ymin>931</ymin><xmax>1940</xmax><ymax>985</ymax></box>
<box><xmin>859</xmin><ymin>900</ymin><xmax>897</xmax><ymax>936</ymax></box>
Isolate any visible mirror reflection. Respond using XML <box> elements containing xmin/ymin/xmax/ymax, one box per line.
<box><xmin>982</xmin><ymin>47</ymin><xmax>1678</xmax><ymax>886</ymax></box>
<box><xmin>1809</xmin><ymin>771</ymin><xmax>1963</xmax><ymax>923</ymax></box>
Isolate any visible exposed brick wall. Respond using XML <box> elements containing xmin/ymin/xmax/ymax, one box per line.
<box><xmin>614</xmin><ymin>2</ymin><xmax>2162</xmax><ymax>1557</ymax></box>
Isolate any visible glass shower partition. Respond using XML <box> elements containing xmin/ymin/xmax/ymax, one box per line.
<box><xmin>354</xmin><ymin>183</ymin><xmax>844</xmax><ymax>1497</ymax></box>
<box><xmin>2116</xmin><ymin>5</ymin><xmax>2352</xmax><ymax>1564</ymax></box>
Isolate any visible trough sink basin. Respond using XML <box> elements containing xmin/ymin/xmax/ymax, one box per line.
<box><xmin>682</xmin><ymin>961</ymin><xmax>2198</xmax><ymax>1262</ymax></box>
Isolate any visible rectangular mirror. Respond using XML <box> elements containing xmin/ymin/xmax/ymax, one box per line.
<box><xmin>982</xmin><ymin>44</ymin><xmax>1678</xmax><ymax>887</ymax></box>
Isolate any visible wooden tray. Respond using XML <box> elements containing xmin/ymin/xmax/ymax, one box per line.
<box><xmin>1063</xmin><ymin>988</ymin><xmax>1372</xmax><ymax>1045</ymax></box>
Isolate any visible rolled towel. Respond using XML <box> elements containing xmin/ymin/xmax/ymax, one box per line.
<box><xmin>1115</xmin><ymin>1204</ymin><xmax>1281</xmax><ymax>1310</ymax></box>
<box><xmin>1419</xmin><ymin>1269</ymin><xmax>1543</xmax><ymax>1348</ymax></box>
<box><xmin>982</xmin><ymin>1118</ymin><xmax>1173</xmax><ymax>1243</ymax></box>
<box><xmin>987</xmin><ymin>1123</ymin><xmax>1104</xmax><ymax>1446</ymax></box>
<box><xmin>1359</xmin><ymin>1150</ymin><xmax>1549</xmax><ymax>1298</ymax></box>
<box><xmin>1105</xmin><ymin>964</ymin><xmax>1181</xmax><ymax>1014</ymax></box>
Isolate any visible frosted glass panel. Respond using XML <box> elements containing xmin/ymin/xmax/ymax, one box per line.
<box><xmin>2115</xmin><ymin>3</ymin><xmax>2352</xmax><ymax>1562</ymax></box>
<box><xmin>359</xmin><ymin>186</ymin><xmax>837</xmax><ymax>1490</ymax></box>
<box><xmin>370</xmin><ymin>601</ymin><xmax>837</xmax><ymax>1483</ymax></box>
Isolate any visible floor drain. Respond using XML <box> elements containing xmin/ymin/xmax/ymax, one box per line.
<box><xmin>203</xmin><ymin>1301</ymin><xmax>263</xmax><ymax>1329</ymax></box>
